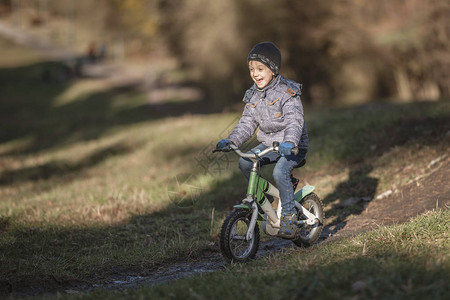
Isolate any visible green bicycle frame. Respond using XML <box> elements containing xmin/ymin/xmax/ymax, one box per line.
<box><xmin>247</xmin><ymin>171</ymin><xmax>268</xmax><ymax>204</ymax></box>
<box><xmin>234</xmin><ymin>169</ymin><xmax>266</xmax><ymax>209</ymax></box>
<box><xmin>234</xmin><ymin>169</ymin><xmax>316</xmax><ymax>212</ymax></box>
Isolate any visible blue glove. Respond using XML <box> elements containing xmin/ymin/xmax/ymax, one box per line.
<box><xmin>216</xmin><ymin>139</ymin><xmax>231</xmax><ymax>151</ymax></box>
<box><xmin>279</xmin><ymin>142</ymin><xmax>294</xmax><ymax>156</ymax></box>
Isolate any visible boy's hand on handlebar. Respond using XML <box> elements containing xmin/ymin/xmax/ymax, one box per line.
<box><xmin>279</xmin><ymin>142</ymin><xmax>294</xmax><ymax>156</ymax></box>
<box><xmin>215</xmin><ymin>139</ymin><xmax>232</xmax><ymax>152</ymax></box>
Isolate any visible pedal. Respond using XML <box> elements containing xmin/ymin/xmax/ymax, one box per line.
<box><xmin>290</xmin><ymin>175</ymin><xmax>299</xmax><ymax>191</ymax></box>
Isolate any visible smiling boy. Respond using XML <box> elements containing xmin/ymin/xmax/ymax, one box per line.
<box><xmin>216</xmin><ymin>42</ymin><xmax>309</xmax><ymax>239</ymax></box>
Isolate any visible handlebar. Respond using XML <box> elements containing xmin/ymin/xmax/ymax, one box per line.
<box><xmin>213</xmin><ymin>142</ymin><xmax>299</xmax><ymax>158</ymax></box>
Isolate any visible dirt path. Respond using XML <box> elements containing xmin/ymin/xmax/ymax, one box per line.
<box><xmin>63</xmin><ymin>239</ymin><xmax>294</xmax><ymax>294</ymax></box>
<box><xmin>323</xmin><ymin>156</ymin><xmax>449</xmax><ymax>239</ymax></box>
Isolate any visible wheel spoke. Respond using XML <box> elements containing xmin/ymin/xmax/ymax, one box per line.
<box><xmin>229</xmin><ymin>217</ymin><xmax>253</xmax><ymax>258</ymax></box>
<box><xmin>299</xmin><ymin>199</ymin><xmax>319</xmax><ymax>238</ymax></box>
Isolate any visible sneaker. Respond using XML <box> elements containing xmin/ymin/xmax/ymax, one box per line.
<box><xmin>277</xmin><ymin>213</ymin><xmax>300</xmax><ymax>239</ymax></box>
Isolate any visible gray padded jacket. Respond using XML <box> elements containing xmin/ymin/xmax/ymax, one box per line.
<box><xmin>228</xmin><ymin>75</ymin><xmax>308</xmax><ymax>149</ymax></box>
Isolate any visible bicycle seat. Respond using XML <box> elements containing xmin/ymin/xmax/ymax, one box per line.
<box><xmin>294</xmin><ymin>159</ymin><xmax>306</xmax><ymax>169</ymax></box>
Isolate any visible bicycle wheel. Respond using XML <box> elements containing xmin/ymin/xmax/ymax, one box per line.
<box><xmin>220</xmin><ymin>209</ymin><xmax>260</xmax><ymax>263</ymax></box>
<box><xmin>293</xmin><ymin>193</ymin><xmax>324</xmax><ymax>247</ymax></box>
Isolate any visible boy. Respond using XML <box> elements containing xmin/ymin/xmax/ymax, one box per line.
<box><xmin>216</xmin><ymin>42</ymin><xmax>308</xmax><ymax>239</ymax></box>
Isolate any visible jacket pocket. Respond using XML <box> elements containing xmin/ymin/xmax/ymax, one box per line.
<box><xmin>265</xmin><ymin>97</ymin><xmax>280</xmax><ymax>106</ymax></box>
<box><xmin>271</xmin><ymin>111</ymin><xmax>284</xmax><ymax>122</ymax></box>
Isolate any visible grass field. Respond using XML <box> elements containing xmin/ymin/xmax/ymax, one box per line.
<box><xmin>0</xmin><ymin>35</ymin><xmax>449</xmax><ymax>298</ymax></box>
<box><xmin>59</xmin><ymin>209</ymin><xmax>450</xmax><ymax>300</ymax></box>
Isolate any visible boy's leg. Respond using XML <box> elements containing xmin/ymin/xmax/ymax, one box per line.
<box><xmin>273</xmin><ymin>149</ymin><xmax>307</xmax><ymax>239</ymax></box>
<box><xmin>272</xmin><ymin>149</ymin><xmax>307</xmax><ymax>214</ymax></box>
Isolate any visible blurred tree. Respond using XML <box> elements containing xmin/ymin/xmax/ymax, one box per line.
<box><xmin>157</xmin><ymin>0</ymin><xmax>249</xmax><ymax>106</ymax></box>
<box><xmin>360</xmin><ymin>0</ymin><xmax>449</xmax><ymax>100</ymax></box>
<box><xmin>3</xmin><ymin>0</ymin><xmax>447</xmax><ymax>105</ymax></box>
<box><xmin>112</xmin><ymin>0</ymin><xmax>158</xmax><ymax>40</ymax></box>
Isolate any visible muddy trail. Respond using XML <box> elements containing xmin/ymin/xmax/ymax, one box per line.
<box><xmin>64</xmin><ymin>239</ymin><xmax>295</xmax><ymax>295</ymax></box>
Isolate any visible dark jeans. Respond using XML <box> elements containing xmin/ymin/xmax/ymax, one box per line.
<box><xmin>238</xmin><ymin>143</ymin><xmax>307</xmax><ymax>215</ymax></box>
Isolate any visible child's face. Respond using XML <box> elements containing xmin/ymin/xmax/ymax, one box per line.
<box><xmin>248</xmin><ymin>60</ymin><xmax>275</xmax><ymax>89</ymax></box>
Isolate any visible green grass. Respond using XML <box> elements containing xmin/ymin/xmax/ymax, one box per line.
<box><xmin>0</xmin><ymin>36</ymin><xmax>449</xmax><ymax>297</ymax></box>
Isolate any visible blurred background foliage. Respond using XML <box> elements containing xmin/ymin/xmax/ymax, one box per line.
<box><xmin>1</xmin><ymin>0</ymin><xmax>449</xmax><ymax>107</ymax></box>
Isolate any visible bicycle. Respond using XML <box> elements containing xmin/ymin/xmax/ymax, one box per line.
<box><xmin>213</xmin><ymin>142</ymin><xmax>324</xmax><ymax>263</ymax></box>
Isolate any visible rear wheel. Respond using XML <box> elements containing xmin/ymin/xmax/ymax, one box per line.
<box><xmin>293</xmin><ymin>193</ymin><xmax>324</xmax><ymax>247</ymax></box>
<box><xmin>220</xmin><ymin>209</ymin><xmax>260</xmax><ymax>263</ymax></box>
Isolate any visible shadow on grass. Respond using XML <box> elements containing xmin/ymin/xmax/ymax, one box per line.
<box><xmin>0</xmin><ymin>201</ymin><xmax>222</xmax><ymax>296</ymax></box>
<box><xmin>0</xmin><ymin>59</ymin><xmax>218</xmax><ymax>186</ymax></box>
<box><xmin>321</xmin><ymin>164</ymin><xmax>379</xmax><ymax>235</ymax></box>
<box><xmin>0</xmin><ymin>142</ymin><xmax>136</xmax><ymax>186</ymax></box>
<box><xmin>0</xmin><ymin>59</ymin><xmax>225</xmax><ymax>296</ymax></box>
<box><xmin>0</xmin><ymin>59</ymin><xmax>214</xmax><ymax>156</ymax></box>
<box><xmin>331</xmin><ymin>110</ymin><xmax>448</xmax><ymax>235</ymax></box>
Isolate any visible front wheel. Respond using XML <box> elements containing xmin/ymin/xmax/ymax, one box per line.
<box><xmin>293</xmin><ymin>193</ymin><xmax>324</xmax><ymax>247</ymax></box>
<box><xmin>219</xmin><ymin>209</ymin><xmax>260</xmax><ymax>263</ymax></box>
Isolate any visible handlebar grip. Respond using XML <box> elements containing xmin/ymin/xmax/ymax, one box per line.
<box><xmin>212</xmin><ymin>146</ymin><xmax>233</xmax><ymax>153</ymax></box>
<box><xmin>291</xmin><ymin>147</ymin><xmax>299</xmax><ymax>156</ymax></box>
